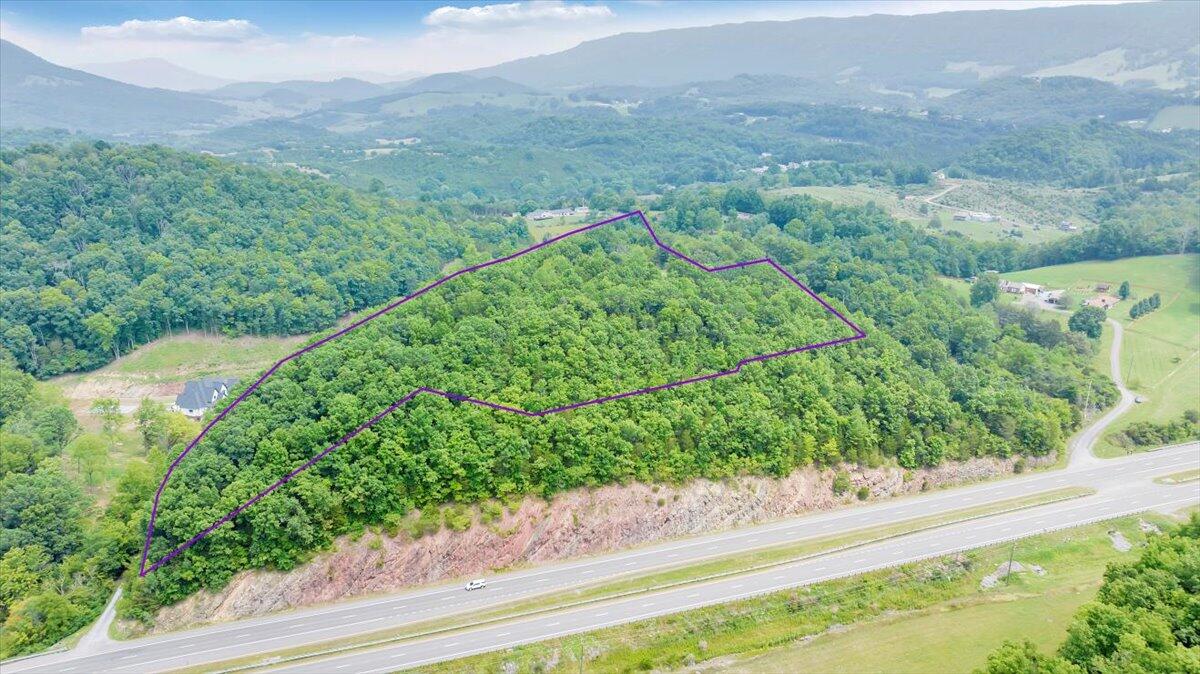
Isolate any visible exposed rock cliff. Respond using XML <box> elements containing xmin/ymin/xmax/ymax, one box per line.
<box><xmin>123</xmin><ymin>454</ymin><xmax>1045</xmax><ymax>635</ymax></box>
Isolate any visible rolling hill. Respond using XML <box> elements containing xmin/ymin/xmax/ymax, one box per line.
<box><xmin>0</xmin><ymin>40</ymin><xmax>234</xmax><ymax>135</ymax></box>
<box><xmin>472</xmin><ymin>2</ymin><xmax>1200</xmax><ymax>93</ymax></box>
<box><xmin>77</xmin><ymin>57</ymin><xmax>233</xmax><ymax>92</ymax></box>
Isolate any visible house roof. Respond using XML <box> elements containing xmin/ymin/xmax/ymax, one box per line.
<box><xmin>175</xmin><ymin>377</ymin><xmax>239</xmax><ymax>410</ymax></box>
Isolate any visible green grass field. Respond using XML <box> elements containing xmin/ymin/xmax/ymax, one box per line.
<box><xmin>525</xmin><ymin>214</ymin><xmax>596</xmax><ymax>241</ymax></box>
<box><xmin>1002</xmin><ymin>254</ymin><xmax>1200</xmax><ymax>455</ymax></box>
<box><xmin>738</xmin><ymin>583</ymin><xmax>1091</xmax><ymax>674</ymax></box>
<box><xmin>768</xmin><ymin>181</ymin><xmax>1083</xmax><ymax>245</ymax></box>
<box><xmin>1149</xmin><ymin>105</ymin><xmax>1200</xmax><ymax>131</ymax></box>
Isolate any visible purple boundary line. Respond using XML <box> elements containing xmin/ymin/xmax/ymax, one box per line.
<box><xmin>139</xmin><ymin>211</ymin><xmax>866</xmax><ymax>576</ymax></box>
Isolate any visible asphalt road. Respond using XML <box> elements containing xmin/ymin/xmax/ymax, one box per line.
<box><xmin>279</xmin><ymin>462</ymin><xmax>1198</xmax><ymax>674</ymax></box>
<box><xmin>1069</xmin><ymin>318</ymin><xmax>1135</xmax><ymax>469</ymax></box>
<box><xmin>8</xmin><ymin>443</ymin><xmax>1197</xmax><ymax>674</ymax></box>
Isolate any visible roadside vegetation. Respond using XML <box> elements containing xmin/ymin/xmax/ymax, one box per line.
<box><xmin>414</xmin><ymin>513</ymin><xmax>1194</xmax><ymax>674</ymax></box>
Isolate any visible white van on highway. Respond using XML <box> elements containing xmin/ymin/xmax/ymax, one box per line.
<box><xmin>464</xmin><ymin>578</ymin><xmax>487</xmax><ymax>591</ymax></box>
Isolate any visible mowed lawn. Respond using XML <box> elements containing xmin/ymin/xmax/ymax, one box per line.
<box><xmin>1002</xmin><ymin>254</ymin><xmax>1200</xmax><ymax>455</ymax></box>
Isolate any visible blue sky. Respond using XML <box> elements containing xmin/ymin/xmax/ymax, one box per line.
<box><xmin>0</xmin><ymin>1</ymin><xmax>1108</xmax><ymax>80</ymax></box>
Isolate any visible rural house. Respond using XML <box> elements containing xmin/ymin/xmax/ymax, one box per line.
<box><xmin>173</xmin><ymin>377</ymin><xmax>239</xmax><ymax>418</ymax></box>
<box><xmin>999</xmin><ymin>280</ymin><xmax>1043</xmax><ymax>295</ymax></box>
<box><xmin>529</xmin><ymin>206</ymin><xmax>590</xmax><ymax>221</ymax></box>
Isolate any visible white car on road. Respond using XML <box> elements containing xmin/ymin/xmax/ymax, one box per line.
<box><xmin>464</xmin><ymin>578</ymin><xmax>487</xmax><ymax>591</ymax></box>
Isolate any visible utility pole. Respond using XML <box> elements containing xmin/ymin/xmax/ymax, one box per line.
<box><xmin>1006</xmin><ymin>539</ymin><xmax>1017</xmax><ymax>584</ymax></box>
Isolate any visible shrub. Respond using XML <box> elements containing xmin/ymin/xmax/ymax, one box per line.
<box><xmin>832</xmin><ymin>471</ymin><xmax>852</xmax><ymax>496</ymax></box>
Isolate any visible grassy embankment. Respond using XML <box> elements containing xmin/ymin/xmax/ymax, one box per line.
<box><xmin>416</xmin><ymin>513</ymin><xmax>1181</xmax><ymax>674</ymax></box>
<box><xmin>1002</xmin><ymin>254</ymin><xmax>1200</xmax><ymax>456</ymax></box>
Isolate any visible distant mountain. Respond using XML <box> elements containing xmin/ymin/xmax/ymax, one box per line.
<box><xmin>77</xmin><ymin>58</ymin><xmax>233</xmax><ymax>92</ymax></box>
<box><xmin>205</xmin><ymin>78</ymin><xmax>387</xmax><ymax>102</ymax></box>
<box><xmin>401</xmin><ymin>73</ymin><xmax>539</xmax><ymax>95</ymax></box>
<box><xmin>0</xmin><ymin>40</ymin><xmax>234</xmax><ymax>135</ymax></box>
<box><xmin>303</xmin><ymin>73</ymin><xmax>544</xmax><ymax>122</ymax></box>
<box><xmin>472</xmin><ymin>2</ymin><xmax>1200</xmax><ymax>93</ymax></box>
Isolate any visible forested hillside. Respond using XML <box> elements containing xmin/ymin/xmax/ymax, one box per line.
<box><xmin>0</xmin><ymin>357</ymin><xmax>155</xmax><ymax>657</ymax></box>
<box><xmin>129</xmin><ymin>186</ymin><xmax>1113</xmax><ymax>613</ymax></box>
<box><xmin>957</xmin><ymin>120</ymin><xmax>1198</xmax><ymax>187</ymax></box>
<box><xmin>0</xmin><ymin>142</ymin><xmax>524</xmax><ymax>377</ymax></box>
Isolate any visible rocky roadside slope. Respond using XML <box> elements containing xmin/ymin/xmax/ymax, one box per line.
<box><xmin>123</xmin><ymin>455</ymin><xmax>1047</xmax><ymax>635</ymax></box>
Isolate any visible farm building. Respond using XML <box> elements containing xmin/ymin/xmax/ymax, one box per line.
<box><xmin>999</xmin><ymin>280</ymin><xmax>1043</xmax><ymax>295</ymax></box>
<box><xmin>529</xmin><ymin>206</ymin><xmax>590</xmax><ymax>221</ymax></box>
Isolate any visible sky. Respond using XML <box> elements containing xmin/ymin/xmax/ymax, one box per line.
<box><xmin>0</xmin><ymin>0</ymin><xmax>1121</xmax><ymax>82</ymax></box>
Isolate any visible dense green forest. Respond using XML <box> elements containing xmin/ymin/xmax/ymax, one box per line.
<box><xmin>981</xmin><ymin>514</ymin><xmax>1200</xmax><ymax>673</ymax></box>
<box><xmin>0</xmin><ymin>143</ymin><xmax>525</xmax><ymax>377</ymax></box>
<box><xmin>0</xmin><ymin>357</ymin><xmax>156</xmax><ymax>657</ymax></box>
<box><xmin>128</xmin><ymin>186</ymin><xmax>1113</xmax><ymax>614</ymax></box>
<box><xmin>957</xmin><ymin>120</ymin><xmax>1198</xmax><ymax>187</ymax></box>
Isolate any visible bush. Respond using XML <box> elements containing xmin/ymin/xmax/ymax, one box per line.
<box><xmin>407</xmin><ymin>508</ymin><xmax>442</xmax><ymax>539</ymax></box>
<box><xmin>856</xmin><ymin>486</ymin><xmax>870</xmax><ymax>501</ymax></box>
<box><xmin>443</xmin><ymin>505</ymin><xmax>472</xmax><ymax>532</ymax></box>
<box><xmin>832</xmin><ymin>471</ymin><xmax>852</xmax><ymax>496</ymax></box>
<box><xmin>480</xmin><ymin>501</ymin><xmax>504</xmax><ymax>524</ymax></box>
<box><xmin>382</xmin><ymin>513</ymin><xmax>404</xmax><ymax>537</ymax></box>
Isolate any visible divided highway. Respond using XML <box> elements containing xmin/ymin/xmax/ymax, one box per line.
<box><xmin>7</xmin><ymin>443</ymin><xmax>1197</xmax><ymax>674</ymax></box>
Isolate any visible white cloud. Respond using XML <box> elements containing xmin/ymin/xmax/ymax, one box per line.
<box><xmin>424</xmin><ymin>1</ymin><xmax>614</xmax><ymax>30</ymax></box>
<box><xmin>81</xmin><ymin>16</ymin><xmax>261</xmax><ymax>43</ymax></box>
<box><xmin>303</xmin><ymin>33</ymin><xmax>374</xmax><ymax>48</ymax></box>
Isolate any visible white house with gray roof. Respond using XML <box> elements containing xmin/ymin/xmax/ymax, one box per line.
<box><xmin>173</xmin><ymin>378</ymin><xmax>239</xmax><ymax>418</ymax></box>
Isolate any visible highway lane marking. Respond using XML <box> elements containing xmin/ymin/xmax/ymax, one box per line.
<box><xmin>625</xmin><ymin>561</ymin><xmax>637</xmax><ymax>566</ymax></box>
<box><xmin>285</xmin><ymin>494</ymin><xmax>1200</xmax><ymax>674</ymax></box>
<box><xmin>109</xmin><ymin>616</ymin><xmax>394</xmax><ymax>670</ymax></box>
<box><xmin>496</xmin><ymin>632</ymin><xmax>510</xmax><ymax>637</ymax></box>
<box><xmin>75</xmin><ymin>453</ymin><xmax>1199</xmax><ymax>671</ymax></box>
<box><xmin>595</xmin><ymin>612</ymin><xmax>609</xmax><ymax>617</ymax></box>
